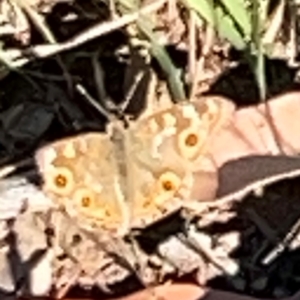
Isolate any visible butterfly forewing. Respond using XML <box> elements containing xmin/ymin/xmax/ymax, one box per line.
<box><xmin>125</xmin><ymin>99</ymin><xmax>213</xmax><ymax>225</ymax></box>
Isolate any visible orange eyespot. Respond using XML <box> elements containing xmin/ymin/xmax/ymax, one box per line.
<box><xmin>177</xmin><ymin>127</ymin><xmax>206</xmax><ymax>160</ymax></box>
<box><xmin>81</xmin><ymin>196</ymin><xmax>91</xmax><ymax>207</ymax></box>
<box><xmin>54</xmin><ymin>174</ymin><xmax>68</xmax><ymax>188</ymax></box>
<box><xmin>45</xmin><ymin>167</ymin><xmax>74</xmax><ymax>196</ymax></box>
<box><xmin>158</xmin><ymin>171</ymin><xmax>181</xmax><ymax>193</ymax></box>
<box><xmin>151</xmin><ymin>171</ymin><xmax>182</xmax><ymax>207</ymax></box>
<box><xmin>162</xmin><ymin>179</ymin><xmax>175</xmax><ymax>191</ymax></box>
<box><xmin>185</xmin><ymin>133</ymin><xmax>198</xmax><ymax>147</ymax></box>
<box><xmin>74</xmin><ymin>188</ymin><xmax>95</xmax><ymax>209</ymax></box>
<box><xmin>70</xmin><ymin>187</ymin><xmax>122</xmax><ymax>230</ymax></box>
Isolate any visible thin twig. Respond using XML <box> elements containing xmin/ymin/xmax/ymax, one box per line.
<box><xmin>11</xmin><ymin>0</ymin><xmax>167</xmax><ymax>67</ymax></box>
<box><xmin>75</xmin><ymin>83</ymin><xmax>111</xmax><ymax>120</ymax></box>
<box><xmin>262</xmin><ymin>217</ymin><xmax>300</xmax><ymax>265</ymax></box>
<box><xmin>187</xmin><ymin>10</ymin><xmax>197</xmax><ymax>85</ymax></box>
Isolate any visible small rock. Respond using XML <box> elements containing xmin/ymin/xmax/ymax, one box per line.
<box><xmin>250</xmin><ymin>276</ymin><xmax>268</xmax><ymax>291</ymax></box>
<box><xmin>29</xmin><ymin>249</ymin><xmax>53</xmax><ymax>296</ymax></box>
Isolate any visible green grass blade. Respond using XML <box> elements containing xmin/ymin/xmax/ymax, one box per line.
<box><xmin>139</xmin><ymin>20</ymin><xmax>186</xmax><ymax>101</ymax></box>
<box><xmin>215</xmin><ymin>5</ymin><xmax>247</xmax><ymax>49</ymax></box>
<box><xmin>182</xmin><ymin>0</ymin><xmax>215</xmax><ymax>24</ymax></box>
<box><xmin>118</xmin><ymin>0</ymin><xmax>186</xmax><ymax>101</ymax></box>
<box><xmin>182</xmin><ymin>0</ymin><xmax>247</xmax><ymax>49</ymax></box>
<box><xmin>220</xmin><ymin>0</ymin><xmax>252</xmax><ymax>38</ymax></box>
<box><xmin>251</xmin><ymin>0</ymin><xmax>266</xmax><ymax>100</ymax></box>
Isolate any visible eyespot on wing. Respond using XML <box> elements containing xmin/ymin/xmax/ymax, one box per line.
<box><xmin>44</xmin><ymin>166</ymin><xmax>75</xmax><ymax>196</ymax></box>
<box><xmin>69</xmin><ymin>187</ymin><xmax>125</xmax><ymax>232</ymax></box>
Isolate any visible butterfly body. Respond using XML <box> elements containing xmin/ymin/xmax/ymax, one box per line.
<box><xmin>35</xmin><ymin>96</ymin><xmax>235</xmax><ymax>237</ymax></box>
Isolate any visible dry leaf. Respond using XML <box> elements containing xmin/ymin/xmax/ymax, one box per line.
<box><xmin>28</xmin><ymin>283</ymin><xmax>300</xmax><ymax>300</ymax></box>
<box><xmin>209</xmin><ymin>91</ymin><xmax>300</xmax><ymax>166</ymax></box>
<box><xmin>196</xmin><ymin>91</ymin><xmax>300</xmax><ymax>202</ymax></box>
<box><xmin>108</xmin><ymin>284</ymin><xmax>300</xmax><ymax>300</ymax></box>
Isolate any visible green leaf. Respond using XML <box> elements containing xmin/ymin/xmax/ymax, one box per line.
<box><xmin>182</xmin><ymin>0</ymin><xmax>215</xmax><ymax>25</ymax></box>
<box><xmin>138</xmin><ymin>19</ymin><xmax>186</xmax><ymax>101</ymax></box>
<box><xmin>215</xmin><ymin>6</ymin><xmax>247</xmax><ymax>50</ymax></box>
<box><xmin>220</xmin><ymin>0</ymin><xmax>252</xmax><ymax>38</ymax></box>
<box><xmin>117</xmin><ymin>0</ymin><xmax>186</xmax><ymax>101</ymax></box>
<box><xmin>182</xmin><ymin>0</ymin><xmax>247</xmax><ymax>49</ymax></box>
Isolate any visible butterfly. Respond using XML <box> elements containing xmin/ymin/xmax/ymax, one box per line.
<box><xmin>34</xmin><ymin>96</ymin><xmax>235</xmax><ymax>238</ymax></box>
